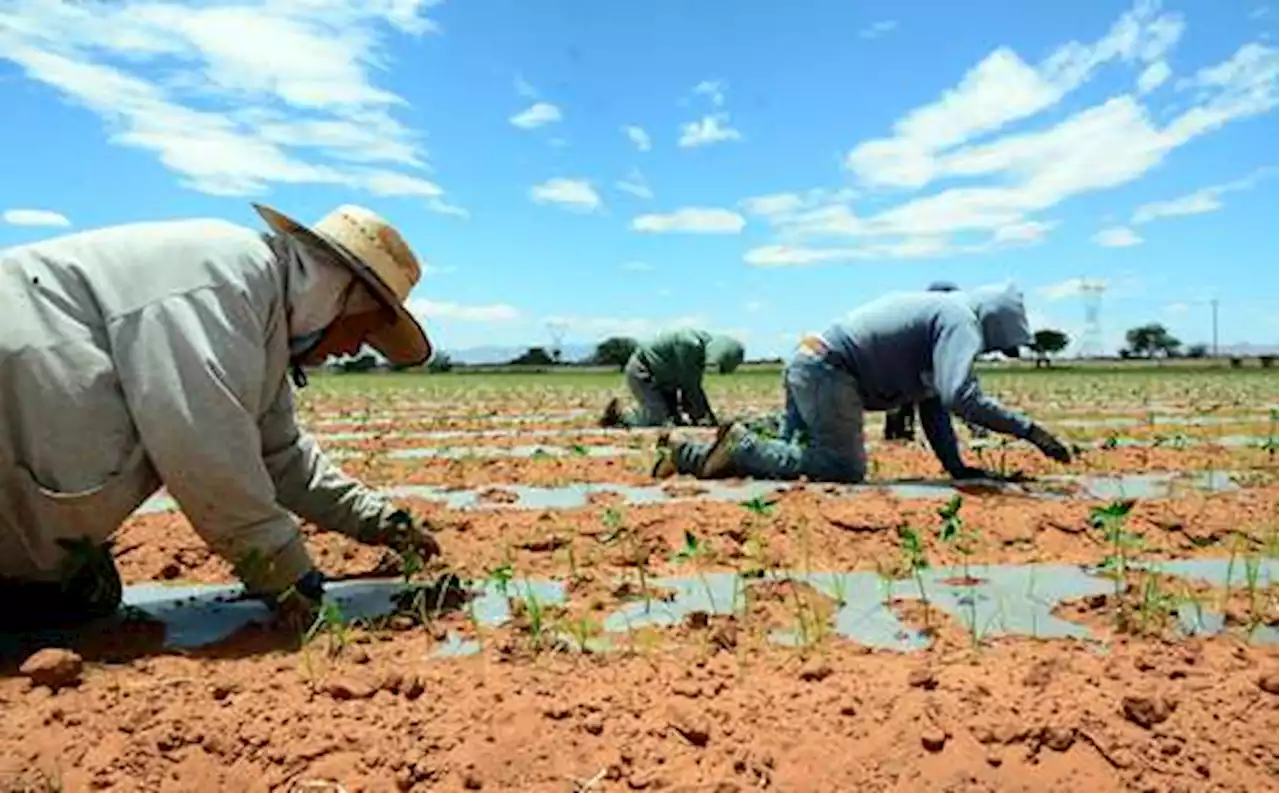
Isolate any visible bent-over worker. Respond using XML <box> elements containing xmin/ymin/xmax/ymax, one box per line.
<box><xmin>0</xmin><ymin>204</ymin><xmax>442</xmax><ymax>630</ymax></box>
<box><xmin>883</xmin><ymin>280</ymin><xmax>960</xmax><ymax>442</ymax></box>
<box><xmin>705</xmin><ymin>334</ymin><xmax>746</xmax><ymax>375</ymax></box>
<box><xmin>601</xmin><ymin>329</ymin><xmax>719</xmax><ymax>428</ymax></box>
<box><xmin>652</xmin><ymin>282</ymin><xmax>1071</xmax><ymax>483</ymax></box>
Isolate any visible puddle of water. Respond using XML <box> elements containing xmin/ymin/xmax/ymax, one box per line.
<box><xmin>131</xmin><ymin>471</ymin><xmax>1249</xmax><ymax>517</ymax></box>
<box><xmin>385</xmin><ymin>444</ymin><xmax>638</xmax><ymax>460</ymax></box>
<box><xmin>56</xmin><ymin>556</ymin><xmax>1275</xmax><ymax>656</ymax></box>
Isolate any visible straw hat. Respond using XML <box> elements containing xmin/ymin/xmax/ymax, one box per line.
<box><xmin>253</xmin><ymin>202</ymin><xmax>432</xmax><ymax>366</ymax></box>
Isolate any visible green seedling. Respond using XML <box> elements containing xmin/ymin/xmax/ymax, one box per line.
<box><xmin>1102</xmin><ymin>433</ymin><xmax>1119</xmax><ymax>450</ymax></box>
<box><xmin>1090</xmin><ymin>498</ymin><xmax>1141</xmax><ymax>629</ymax></box>
<box><xmin>1135</xmin><ymin>570</ymin><xmax>1178</xmax><ymax>636</ymax></box>
<box><xmin>599</xmin><ymin>507</ymin><xmax>626</xmax><ymax>543</ymax></box>
<box><xmin>898</xmin><ymin>526</ymin><xmax>932</xmax><ymax>634</ymax></box>
<box><xmin>562</xmin><ymin>616</ymin><xmax>602</xmax><ymax>654</ymax></box>
<box><xmin>303</xmin><ymin>602</ymin><xmax>350</xmax><ymax>659</ymax></box>
<box><xmin>1243</xmin><ymin>546</ymin><xmax>1266</xmax><ymax>633</ymax></box>
<box><xmin>741</xmin><ymin>496</ymin><xmax>775</xmax><ymax>517</ymax></box>
<box><xmin>671</xmin><ymin>529</ymin><xmax>718</xmax><ymax>612</ymax></box>
<box><xmin>489</xmin><ymin>557</ymin><xmax>515</xmax><ymax>600</ymax></box>
<box><xmin>936</xmin><ymin>494</ymin><xmax>983</xmax><ymax>647</ymax></box>
<box><xmin>570</xmin><ymin>444</ymin><xmax>589</xmax><ymax>457</ymax></box>
<box><xmin>517</xmin><ymin>584</ymin><xmax>547</xmax><ymax>651</ymax></box>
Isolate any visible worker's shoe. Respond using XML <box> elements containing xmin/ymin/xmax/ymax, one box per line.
<box><xmin>701</xmin><ymin>422</ymin><xmax>746</xmax><ymax>478</ymax></box>
<box><xmin>651</xmin><ymin>431</ymin><xmax>679</xmax><ymax>478</ymax></box>
<box><xmin>600</xmin><ymin>398</ymin><xmax>623</xmax><ymax>428</ymax></box>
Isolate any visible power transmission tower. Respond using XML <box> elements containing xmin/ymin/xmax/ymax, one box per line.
<box><xmin>1210</xmin><ymin>299</ymin><xmax>1219</xmax><ymax>357</ymax></box>
<box><xmin>546</xmin><ymin>320</ymin><xmax>568</xmax><ymax>364</ymax></box>
<box><xmin>1077</xmin><ymin>278</ymin><xmax>1107</xmax><ymax>359</ymax></box>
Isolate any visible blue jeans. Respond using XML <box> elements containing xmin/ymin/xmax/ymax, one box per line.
<box><xmin>676</xmin><ymin>352</ymin><xmax>867</xmax><ymax>483</ymax></box>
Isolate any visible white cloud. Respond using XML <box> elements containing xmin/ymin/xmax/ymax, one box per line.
<box><xmin>1131</xmin><ymin>167</ymin><xmax>1274</xmax><ymax>224</ymax></box>
<box><xmin>859</xmin><ymin>20</ymin><xmax>898</xmax><ymax>40</ymax></box>
<box><xmin>1092</xmin><ymin>226</ymin><xmax>1144</xmax><ymax>247</ymax></box>
<box><xmin>621</xmin><ymin>261</ymin><xmax>653</xmax><ymax>272</ymax></box>
<box><xmin>760</xmin><ymin>12</ymin><xmax>1276</xmax><ymax>262</ymax></box>
<box><xmin>1137</xmin><ymin>60</ymin><xmax>1171</xmax><ymax>93</ymax></box>
<box><xmin>426</xmin><ymin>197</ymin><xmax>470</xmax><ymax>219</ymax></box>
<box><xmin>678</xmin><ymin>113</ymin><xmax>742</xmax><ymax>148</ymax></box>
<box><xmin>409</xmin><ymin>299</ymin><xmax>522</xmax><ymax>323</ymax></box>
<box><xmin>514</xmin><ymin>74</ymin><xmax>538</xmax><ymax>99</ymax></box>
<box><xmin>2</xmin><ymin>208</ymin><xmax>71</xmax><ymax>227</ymax></box>
<box><xmin>692</xmin><ymin>79</ymin><xmax>726</xmax><ymax>107</ymax></box>
<box><xmin>0</xmin><ymin>0</ymin><xmax>456</xmax><ymax>206</ymax></box>
<box><xmin>542</xmin><ymin>313</ymin><xmax>707</xmax><ymax>340</ymax></box>
<box><xmin>615</xmin><ymin>168</ymin><xmax>654</xmax><ymax>200</ymax></box>
<box><xmin>844</xmin><ymin>1</ymin><xmax>1186</xmax><ymax>188</ymax></box>
<box><xmin>623</xmin><ymin>125</ymin><xmax>652</xmax><ymax>152</ymax></box>
<box><xmin>1038</xmin><ymin>277</ymin><xmax>1109</xmax><ymax>301</ymax></box>
<box><xmin>632</xmin><ymin>207</ymin><xmax>746</xmax><ymax>234</ymax></box>
<box><xmin>509</xmin><ymin>101</ymin><xmax>562</xmax><ymax>129</ymax></box>
<box><xmin>529</xmin><ymin>178</ymin><xmax>602</xmax><ymax>212</ymax></box>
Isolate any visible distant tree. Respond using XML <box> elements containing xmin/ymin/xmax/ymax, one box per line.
<box><xmin>340</xmin><ymin>352</ymin><xmax>381</xmax><ymax>373</ymax></box>
<box><xmin>509</xmin><ymin>346</ymin><xmax>556</xmax><ymax>366</ymax></box>
<box><xmin>592</xmin><ymin>336</ymin><xmax>639</xmax><ymax>370</ymax></box>
<box><xmin>1029</xmin><ymin>329</ymin><xmax>1070</xmax><ymax>368</ymax></box>
<box><xmin>1185</xmin><ymin>343</ymin><xmax>1209</xmax><ymax>359</ymax></box>
<box><xmin>1125</xmin><ymin>323</ymin><xmax>1182</xmax><ymax>359</ymax></box>
<box><xmin>426</xmin><ymin>351</ymin><xmax>454</xmax><ymax>373</ymax></box>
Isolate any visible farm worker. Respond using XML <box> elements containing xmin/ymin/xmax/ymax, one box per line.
<box><xmin>600</xmin><ymin>328</ymin><xmax>719</xmax><ymax>428</ymax></box>
<box><xmin>652</xmin><ymin>282</ymin><xmax>1072</xmax><ymax>483</ymax></box>
<box><xmin>705</xmin><ymin>334</ymin><xmax>746</xmax><ymax>374</ymax></box>
<box><xmin>883</xmin><ymin>280</ymin><xmax>960</xmax><ymax>442</ymax></box>
<box><xmin>0</xmin><ymin>204</ymin><xmax>442</xmax><ymax>630</ymax></box>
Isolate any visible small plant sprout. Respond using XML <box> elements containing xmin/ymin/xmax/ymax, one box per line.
<box><xmin>671</xmin><ymin>529</ymin><xmax>718</xmax><ymax>612</ymax></box>
<box><xmin>563</xmin><ymin>615</ymin><xmax>602</xmax><ymax>654</ymax></box>
<box><xmin>599</xmin><ymin>507</ymin><xmax>626</xmax><ymax>543</ymax></box>
<box><xmin>1090</xmin><ymin>498</ymin><xmax>1141</xmax><ymax>628</ymax></box>
<box><xmin>898</xmin><ymin>525</ymin><xmax>932</xmax><ymax>634</ymax></box>
<box><xmin>520</xmin><ymin>583</ymin><xmax>547</xmax><ymax>651</ymax></box>
<box><xmin>304</xmin><ymin>602</ymin><xmax>350</xmax><ymax>659</ymax></box>
<box><xmin>489</xmin><ymin>556</ymin><xmax>515</xmax><ymax>600</ymax></box>
<box><xmin>936</xmin><ymin>494</ymin><xmax>984</xmax><ymax>647</ymax></box>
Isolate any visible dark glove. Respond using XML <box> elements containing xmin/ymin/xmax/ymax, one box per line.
<box><xmin>366</xmin><ymin>508</ymin><xmax>443</xmax><ymax>560</ymax></box>
<box><xmin>269</xmin><ymin>568</ymin><xmax>325</xmax><ymax>632</ymax></box>
<box><xmin>1027</xmin><ymin>424</ymin><xmax>1072</xmax><ymax>463</ymax></box>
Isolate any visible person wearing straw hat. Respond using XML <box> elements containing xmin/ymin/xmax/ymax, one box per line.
<box><xmin>0</xmin><ymin>203</ymin><xmax>442</xmax><ymax>630</ymax></box>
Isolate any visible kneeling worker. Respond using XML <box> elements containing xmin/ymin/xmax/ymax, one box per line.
<box><xmin>601</xmin><ymin>328</ymin><xmax>719</xmax><ymax>428</ymax></box>
<box><xmin>653</xmin><ymin>282</ymin><xmax>1071</xmax><ymax>482</ymax></box>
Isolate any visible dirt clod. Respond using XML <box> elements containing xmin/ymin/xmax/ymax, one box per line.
<box><xmin>1040</xmin><ymin>726</ymin><xmax>1076</xmax><ymax>751</ymax></box>
<box><xmin>20</xmin><ymin>648</ymin><xmax>83</xmax><ymax>690</ymax></box>
<box><xmin>921</xmin><ymin>726</ymin><xmax>947</xmax><ymax>752</ymax></box>
<box><xmin>1259</xmin><ymin>672</ymin><xmax>1279</xmax><ymax>695</ymax></box>
<box><xmin>323</xmin><ymin>676</ymin><xmax>375</xmax><ymax>701</ymax></box>
<box><xmin>1121</xmin><ymin>695</ymin><xmax>1174</xmax><ymax>728</ymax></box>
<box><xmin>907</xmin><ymin>667</ymin><xmax>938</xmax><ymax>690</ymax></box>
<box><xmin>799</xmin><ymin>660</ymin><xmax>833</xmax><ymax>682</ymax></box>
<box><xmin>667</xmin><ymin>705</ymin><xmax>710</xmax><ymax>747</ymax></box>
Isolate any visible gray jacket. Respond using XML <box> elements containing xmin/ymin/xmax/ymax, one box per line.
<box><xmin>0</xmin><ymin>219</ymin><xmax>389</xmax><ymax>591</ymax></box>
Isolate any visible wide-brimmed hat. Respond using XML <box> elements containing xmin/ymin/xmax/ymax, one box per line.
<box><xmin>253</xmin><ymin>203</ymin><xmax>432</xmax><ymax>366</ymax></box>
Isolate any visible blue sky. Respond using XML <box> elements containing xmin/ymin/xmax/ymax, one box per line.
<box><xmin>1</xmin><ymin>0</ymin><xmax>1277</xmax><ymax>358</ymax></box>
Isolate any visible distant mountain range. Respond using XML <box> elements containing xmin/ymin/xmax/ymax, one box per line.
<box><xmin>446</xmin><ymin>343</ymin><xmax>598</xmax><ymax>365</ymax></box>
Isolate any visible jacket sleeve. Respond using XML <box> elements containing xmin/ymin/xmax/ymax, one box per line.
<box><xmin>679</xmin><ymin>343</ymin><xmax>715</xmax><ymax>423</ymax></box>
<box><xmin>917</xmin><ymin>396</ymin><xmax>965</xmax><ymax>474</ymax></box>
<box><xmin>931</xmin><ymin>316</ymin><xmax>1034</xmax><ymax>439</ymax></box>
<box><xmin>259</xmin><ymin>381</ymin><xmax>391</xmax><ymax>541</ymax></box>
<box><xmin>108</xmin><ymin>290</ymin><xmax>314</xmax><ymax>594</ymax></box>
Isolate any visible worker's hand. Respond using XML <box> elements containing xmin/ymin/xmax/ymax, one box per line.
<box><xmin>365</xmin><ymin>508</ymin><xmax>443</xmax><ymax>561</ymax></box>
<box><xmin>1027</xmin><ymin>424</ymin><xmax>1072</xmax><ymax>464</ymax></box>
<box><xmin>267</xmin><ymin>569</ymin><xmax>326</xmax><ymax>633</ymax></box>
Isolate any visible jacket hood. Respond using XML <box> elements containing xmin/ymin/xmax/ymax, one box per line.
<box><xmin>273</xmin><ymin>233</ymin><xmax>377</xmax><ymax>341</ymax></box>
<box><xmin>967</xmin><ymin>282</ymin><xmax>1031</xmax><ymax>354</ymax></box>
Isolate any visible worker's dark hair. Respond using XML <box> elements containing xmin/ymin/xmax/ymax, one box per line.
<box><xmin>927</xmin><ymin>280</ymin><xmax>960</xmax><ymax>292</ymax></box>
